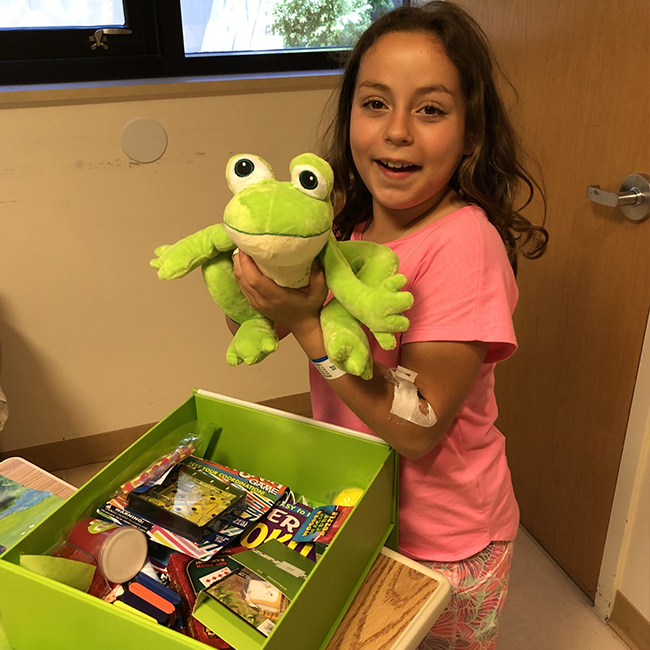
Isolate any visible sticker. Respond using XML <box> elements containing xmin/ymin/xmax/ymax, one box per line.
<box><xmin>199</xmin><ymin>567</ymin><xmax>232</xmax><ymax>588</ymax></box>
<box><xmin>88</xmin><ymin>520</ymin><xmax>119</xmax><ymax>535</ymax></box>
<box><xmin>257</xmin><ymin>619</ymin><xmax>276</xmax><ymax>635</ymax></box>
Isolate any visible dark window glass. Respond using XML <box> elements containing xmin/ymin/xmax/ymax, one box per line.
<box><xmin>0</xmin><ymin>0</ymin><xmax>408</xmax><ymax>86</ymax></box>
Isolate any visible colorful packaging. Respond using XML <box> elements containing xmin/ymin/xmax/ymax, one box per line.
<box><xmin>197</xmin><ymin>540</ymin><xmax>314</xmax><ymax>638</ymax></box>
<box><xmin>292</xmin><ymin>505</ymin><xmax>352</xmax><ymax>544</ymax></box>
<box><xmin>166</xmin><ymin>553</ymin><xmax>232</xmax><ymax>649</ymax></box>
<box><xmin>127</xmin><ymin>463</ymin><xmax>246</xmax><ymax>543</ymax></box>
<box><xmin>98</xmin><ymin>459</ymin><xmax>287</xmax><ymax>560</ymax></box>
<box><xmin>238</xmin><ymin>502</ymin><xmax>316</xmax><ymax>561</ymax></box>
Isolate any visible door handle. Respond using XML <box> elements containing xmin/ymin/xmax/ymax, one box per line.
<box><xmin>587</xmin><ymin>173</ymin><xmax>650</xmax><ymax>222</ymax></box>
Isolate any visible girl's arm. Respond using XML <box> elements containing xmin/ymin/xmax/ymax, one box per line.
<box><xmin>292</xmin><ymin>321</ymin><xmax>488</xmax><ymax>459</ymax></box>
<box><xmin>233</xmin><ymin>251</ymin><xmax>487</xmax><ymax>459</ymax></box>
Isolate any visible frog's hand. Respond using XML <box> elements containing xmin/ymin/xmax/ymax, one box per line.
<box><xmin>321</xmin><ymin>299</ymin><xmax>373</xmax><ymax>379</ymax></box>
<box><xmin>151</xmin><ymin>223</ymin><xmax>236</xmax><ymax>280</ymax></box>
<box><xmin>226</xmin><ymin>317</ymin><xmax>279</xmax><ymax>366</ymax></box>
<box><xmin>320</xmin><ymin>235</ymin><xmax>414</xmax><ymax>333</ymax></box>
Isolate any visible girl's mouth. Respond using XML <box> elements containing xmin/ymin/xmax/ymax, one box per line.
<box><xmin>376</xmin><ymin>160</ymin><xmax>420</xmax><ymax>173</ymax></box>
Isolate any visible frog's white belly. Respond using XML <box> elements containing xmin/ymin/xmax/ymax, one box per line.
<box><xmin>224</xmin><ymin>225</ymin><xmax>329</xmax><ymax>288</ymax></box>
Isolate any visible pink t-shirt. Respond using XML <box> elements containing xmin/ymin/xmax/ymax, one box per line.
<box><xmin>310</xmin><ymin>205</ymin><xmax>520</xmax><ymax>561</ymax></box>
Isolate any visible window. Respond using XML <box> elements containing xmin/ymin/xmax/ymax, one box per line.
<box><xmin>0</xmin><ymin>0</ymin><xmax>408</xmax><ymax>86</ymax></box>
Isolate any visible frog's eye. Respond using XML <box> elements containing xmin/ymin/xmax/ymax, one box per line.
<box><xmin>291</xmin><ymin>164</ymin><xmax>329</xmax><ymax>201</ymax></box>
<box><xmin>226</xmin><ymin>154</ymin><xmax>274</xmax><ymax>194</ymax></box>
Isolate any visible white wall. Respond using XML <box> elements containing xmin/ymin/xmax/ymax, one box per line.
<box><xmin>617</xmin><ymin>418</ymin><xmax>650</xmax><ymax>618</ymax></box>
<box><xmin>597</xmin><ymin>312</ymin><xmax>650</xmax><ymax>622</ymax></box>
<box><xmin>0</xmin><ymin>79</ymin><xmax>335</xmax><ymax>452</ymax></box>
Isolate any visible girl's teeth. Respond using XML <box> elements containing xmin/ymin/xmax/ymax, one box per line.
<box><xmin>380</xmin><ymin>160</ymin><xmax>416</xmax><ymax>170</ymax></box>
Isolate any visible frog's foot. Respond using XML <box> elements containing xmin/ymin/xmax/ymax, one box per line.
<box><xmin>325</xmin><ymin>329</ymin><xmax>373</xmax><ymax>379</ymax></box>
<box><xmin>321</xmin><ymin>300</ymin><xmax>373</xmax><ymax>379</ymax></box>
<box><xmin>226</xmin><ymin>318</ymin><xmax>278</xmax><ymax>366</ymax></box>
<box><xmin>372</xmin><ymin>332</ymin><xmax>397</xmax><ymax>351</ymax></box>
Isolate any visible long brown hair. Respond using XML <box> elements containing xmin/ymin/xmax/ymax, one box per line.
<box><xmin>322</xmin><ymin>1</ymin><xmax>548</xmax><ymax>272</ymax></box>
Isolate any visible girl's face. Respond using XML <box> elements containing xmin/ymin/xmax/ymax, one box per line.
<box><xmin>350</xmin><ymin>31</ymin><xmax>471</xmax><ymax>225</ymax></box>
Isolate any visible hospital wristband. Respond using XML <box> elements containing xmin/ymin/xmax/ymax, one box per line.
<box><xmin>310</xmin><ymin>355</ymin><xmax>346</xmax><ymax>380</ymax></box>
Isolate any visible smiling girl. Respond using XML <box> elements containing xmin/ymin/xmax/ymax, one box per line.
<box><xmin>232</xmin><ymin>2</ymin><xmax>548</xmax><ymax>648</ymax></box>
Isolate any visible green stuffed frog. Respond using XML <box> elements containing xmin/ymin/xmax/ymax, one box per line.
<box><xmin>151</xmin><ymin>153</ymin><xmax>413</xmax><ymax>379</ymax></box>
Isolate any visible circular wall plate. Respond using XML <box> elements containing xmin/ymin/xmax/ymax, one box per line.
<box><xmin>121</xmin><ymin>118</ymin><xmax>168</xmax><ymax>164</ymax></box>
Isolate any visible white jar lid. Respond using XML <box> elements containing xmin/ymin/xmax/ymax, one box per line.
<box><xmin>98</xmin><ymin>527</ymin><xmax>148</xmax><ymax>584</ymax></box>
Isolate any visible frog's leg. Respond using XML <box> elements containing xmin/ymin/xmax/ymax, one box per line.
<box><xmin>201</xmin><ymin>252</ymin><xmax>278</xmax><ymax>366</ymax></box>
<box><xmin>151</xmin><ymin>223</ymin><xmax>236</xmax><ymax>280</ymax></box>
<box><xmin>321</xmin><ymin>298</ymin><xmax>373</xmax><ymax>379</ymax></box>
<box><xmin>320</xmin><ymin>234</ymin><xmax>413</xmax><ymax>337</ymax></box>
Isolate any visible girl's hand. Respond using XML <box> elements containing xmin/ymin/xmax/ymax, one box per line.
<box><xmin>233</xmin><ymin>251</ymin><xmax>328</xmax><ymax>337</ymax></box>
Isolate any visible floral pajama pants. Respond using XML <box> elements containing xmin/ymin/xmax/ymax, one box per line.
<box><xmin>417</xmin><ymin>540</ymin><xmax>515</xmax><ymax>650</ymax></box>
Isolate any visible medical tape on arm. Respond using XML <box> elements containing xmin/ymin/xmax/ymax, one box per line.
<box><xmin>385</xmin><ymin>366</ymin><xmax>438</xmax><ymax>427</ymax></box>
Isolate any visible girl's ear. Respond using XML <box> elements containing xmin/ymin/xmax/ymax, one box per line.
<box><xmin>463</xmin><ymin>133</ymin><xmax>475</xmax><ymax>157</ymax></box>
<box><xmin>462</xmin><ymin>122</ymin><xmax>477</xmax><ymax>157</ymax></box>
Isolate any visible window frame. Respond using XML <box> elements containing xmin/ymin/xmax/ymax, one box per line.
<box><xmin>0</xmin><ymin>0</ymin><xmax>401</xmax><ymax>86</ymax></box>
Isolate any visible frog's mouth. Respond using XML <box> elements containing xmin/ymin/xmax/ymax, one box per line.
<box><xmin>223</xmin><ymin>224</ymin><xmax>330</xmax><ymax>288</ymax></box>
<box><xmin>223</xmin><ymin>223</ymin><xmax>330</xmax><ymax>240</ymax></box>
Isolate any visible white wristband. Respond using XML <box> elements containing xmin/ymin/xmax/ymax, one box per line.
<box><xmin>310</xmin><ymin>355</ymin><xmax>346</xmax><ymax>380</ymax></box>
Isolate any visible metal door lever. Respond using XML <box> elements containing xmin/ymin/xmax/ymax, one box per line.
<box><xmin>587</xmin><ymin>173</ymin><xmax>650</xmax><ymax>222</ymax></box>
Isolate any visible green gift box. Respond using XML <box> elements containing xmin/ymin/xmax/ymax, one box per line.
<box><xmin>0</xmin><ymin>389</ymin><xmax>398</xmax><ymax>650</ymax></box>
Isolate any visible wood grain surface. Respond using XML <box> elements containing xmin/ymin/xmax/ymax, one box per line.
<box><xmin>326</xmin><ymin>552</ymin><xmax>440</xmax><ymax>650</ymax></box>
<box><xmin>0</xmin><ymin>457</ymin><xmax>75</xmax><ymax>499</ymax></box>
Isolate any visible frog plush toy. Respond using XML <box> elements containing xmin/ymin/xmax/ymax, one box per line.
<box><xmin>151</xmin><ymin>153</ymin><xmax>413</xmax><ymax>379</ymax></box>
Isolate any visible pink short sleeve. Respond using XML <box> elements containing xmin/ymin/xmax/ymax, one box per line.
<box><xmin>396</xmin><ymin>207</ymin><xmax>518</xmax><ymax>363</ymax></box>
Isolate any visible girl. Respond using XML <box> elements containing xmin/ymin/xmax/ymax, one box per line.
<box><xmin>231</xmin><ymin>2</ymin><xmax>548</xmax><ymax>648</ymax></box>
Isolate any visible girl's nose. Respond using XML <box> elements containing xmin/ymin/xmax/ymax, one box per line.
<box><xmin>384</xmin><ymin>110</ymin><xmax>413</xmax><ymax>146</ymax></box>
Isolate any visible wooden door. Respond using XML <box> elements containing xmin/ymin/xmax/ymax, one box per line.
<box><xmin>458</xmin><ymin>0</ymin><xmax>650</xmax><ymax>599</ymax></box>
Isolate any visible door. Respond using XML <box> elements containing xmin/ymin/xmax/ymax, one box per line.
<box><xmin>458</xmin><ymin>0</ymin><xmax>650</xmax><ymax>598</ymax></box>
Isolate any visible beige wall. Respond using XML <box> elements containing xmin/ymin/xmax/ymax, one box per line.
<box><xmin>0</xmin><ymin>79</ymin><xmax>336</xmax><ymax>453</ymax></box>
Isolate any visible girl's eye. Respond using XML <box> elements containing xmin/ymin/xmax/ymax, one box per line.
<box><xmin>363</xmin><ymin>99</ymin><xmax>386</xmax><ymax>110</ymax></box>
<box><xmin>420</xmin><ymin>105</ymin><xmax>444</xmax><ymax>116</ymax></box>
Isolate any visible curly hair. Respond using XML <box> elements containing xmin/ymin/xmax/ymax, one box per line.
<box><xmin>321</xmin><ymin>1</ymin><xmax>548</xmax><ymax>272</ymax></box>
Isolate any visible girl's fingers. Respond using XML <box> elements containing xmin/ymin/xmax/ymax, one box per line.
<box><xmin>233</xmin><ymin>252</ymin><xmax>261</xmax><ymax>309</ymax></box>
<box><xmin>232</xmin><ymin>249</ymin><xmax>242</xmax><ymax>281</ymax></box>
<box><xmin>238</xmin><ymin>251</ymin><xmax>277</xmax><ymax>294</ymax></box>
<box><xmin>302</xmin><ymin>259</ymin><xmax>328</xmax><ymax>301</ymax></box>
<box><xmin>235</xmin><ymin>250</ymin><xmax>256</xmax><ymax>284</ymax></box>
